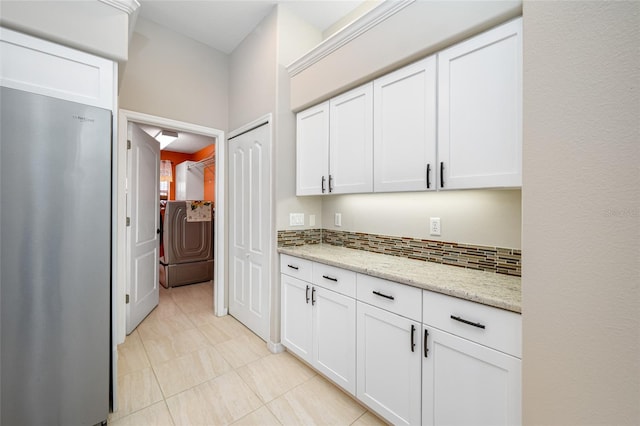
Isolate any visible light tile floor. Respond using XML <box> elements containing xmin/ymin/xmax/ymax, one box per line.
<box><xmin>109</xmin><ymin>282</ymin><xmax>388</xmax><ymax>426</ymax></box>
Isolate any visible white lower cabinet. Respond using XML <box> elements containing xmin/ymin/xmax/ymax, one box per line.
<box><xmin>281</xmin><ymin>274</ymin><xmax>313</xmax><ymax>360</ymax></box>
<box><xmin>312</xmin><ymin>287</ymin><xmax>356</xmax><ymax>394</ymax></box>
<box><xmin>422</xmin><ymin>290</ymin><xmax>522</xmax><ymax>425</ymax></box>
<box><xmin>280</xmin><ymin>255</ymin><xmax>356</xmax><ymax>395</ymax></box>
<box><xmin>356</xmin><ymin>302</ymin><xmax>421</xmax><ymax>426</ymax></box>
<box><xmin>422</xmin><ymin>326</ymin><xmax>521</xmax><ymax>426</ymax></box>
<box><xmin>281</xmin><ymin>254</ymin><xmax>522</xmax><ymax>426</ymax></box>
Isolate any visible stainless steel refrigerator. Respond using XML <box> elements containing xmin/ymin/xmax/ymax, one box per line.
<box><xmin>1</xmin><ymin>87</ymin><xmax>111</xmax><ymax>425</ymax></box>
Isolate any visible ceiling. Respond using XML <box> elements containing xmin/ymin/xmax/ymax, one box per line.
<box><xmin>138</xmin><ymin>124</ymin><xmax>215</xmax><ymax>154</ymax></box>
<box><xmin>137</xmin><ymin>0</ymin><xmax>367</xmax><ymax>54</ymax></box>
<box><xmin>135</xmin><ymin>1</ymin><xmax>367</xmax><ymax>153</ymax></box>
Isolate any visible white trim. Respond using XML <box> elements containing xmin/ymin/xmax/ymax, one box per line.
<box><xmin>268</xmin><ymin>341</ymin><xmax>286</xmax><ymax>354</ymax></box>
<box><xmin>98</xmin><ymin>0</ymin><xmax>140</xmax><ymax>14</ymax></box>
<box><xmin>115</xmin><ymin>109</ymin><xmax>225</xmax><ymax>345</ymax></box>
<box><xmin>228</xmin><ymin>113</ymin><xmax>272</xmax><ymax>139</ymax></box>
<box><xmin>286</xmin><ymin>0</ymin><xmax>415</xmax><ymax>77</ymax></box>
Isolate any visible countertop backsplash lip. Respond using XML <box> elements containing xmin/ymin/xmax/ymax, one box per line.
<box><xmin>278</xmin><ymin>241</ymin><xmax>522</xmax><ymax>314</ymax></box>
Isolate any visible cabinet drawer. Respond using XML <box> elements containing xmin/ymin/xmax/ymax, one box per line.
<box><xmin>422</xmin><ymin>290</ymin><xmax>522</xmax><ymax>358</ymax></box>
<box><xmin>312</xmin><ymin>263</ymin><xmax>356</xmax><ymax>298</ymax></box>
<box><xmin>280</xmin><ymin>254</ymin><xmax>313</xmax><ymax>281</ymax></box>
<box><xmin>357</xmin><ymin>274</ymin><xmax>422</xmax><ymax>322</ymax></box>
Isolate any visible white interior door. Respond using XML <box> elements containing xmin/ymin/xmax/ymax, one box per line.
<box><xmin>126</xmin><ymin>122</ymin><xmax>160</xmax><ymax>334</ymax></box>
<box><xmin>228</xmin><ymin>122</ymin><xmax>271</xmax><ymax>341</ymax></box>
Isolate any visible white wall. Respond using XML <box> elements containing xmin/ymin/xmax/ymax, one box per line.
<box><xmin>119</xmin><ymin>17</ymin><xmax>229</xmax><ymax>131</ymax></box>
<box><xmin>228</xmin><ymin>10</ymin><xmax>277</xmax><ymax>132</ymax></box>
<box><xmin>322</xmin><ymin>190</ymin><xmax>521</xmax><ymax>249</ymax></box>
<box><xmin>522</xmin><ymin>1</ymin><xmax>640</xmax><ymax>424</ymax></box>
<box><xmin>275</xmin><ymin>5</ymin><xmax>323</xmax><ymax>232</ymax></box>
<box><xmin>0</xmin><ymin>0</ymin><xmax>129</xmax><ymax>61</ymax></box>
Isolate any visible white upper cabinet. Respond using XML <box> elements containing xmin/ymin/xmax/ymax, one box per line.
<box><xmin>329</xmin><ymin>84</ymin><xmax>373</xmax><ymax>194</ymax></box>
<box><xmin>296</xmin><ymin>101</ymin><xmax>330</xmax><ymax>195</ymax></box>
<box><xmin>296</xmin><ymin>84</ymin><xmax>373</xmax><ymax>196</ymax></box>
<box><xmin>374</xmin><ymin>56</ymin><xmax>437</xmax><ymax>192</ymax></box>
<box><xmin>438</xmin><ymin>18</ymin><xmax>522</xmax><ymax>189</ymax></box>
<box><xmin>0</xmin><ymin>27</ymin><xmax>115</xmax><ymax>110</ymax></box>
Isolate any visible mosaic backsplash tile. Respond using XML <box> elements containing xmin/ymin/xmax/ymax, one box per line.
<box><xmin>277</xmin><ymin>228</ymin><xmax>521</xmax><ymax>277</ymax></box>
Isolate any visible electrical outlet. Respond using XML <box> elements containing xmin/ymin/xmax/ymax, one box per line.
<box><xmin>430</xmin><ymin>217</ymin><xmax>441</xmax><ymax>236</ymax></box>
<box><xmin>335</xmin><ymin>213</ymin><xmax>342</xmax><ymax>227</ymax></box>
<box><xmin>289</xmin><ymin>213</ymin><xmax>304</xmax><ymax>226</ymax></box>
<box><xmin>309</xmin><ymin>214</ymin><xmax>316</xmax><ymax>227</ymax></box>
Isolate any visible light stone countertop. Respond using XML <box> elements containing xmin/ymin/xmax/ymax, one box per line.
<box><xmin>278</xmin><ymin>244</ymin><xmax>521</xmax><ymax>313</ymax></box>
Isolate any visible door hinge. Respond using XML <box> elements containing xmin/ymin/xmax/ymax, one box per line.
<box><xmin>127</xmin><ymin>139</ymin><xmax>132</xmax><ymax>150</ymax></box>
<box><xmin>126</xmin><ymin>217</ymin><xmax>130</xmax><ymax>226</ymax></box>
<box><xmin>125</xmin><ymin>294</ymin><xmax>130</xmax><ymax>304</ymax></box>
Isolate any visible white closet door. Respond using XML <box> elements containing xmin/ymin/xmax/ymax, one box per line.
<box><xmin>228</xmin><ymin>122</ymin><xmax>271</xmax><ymax>341</ymax></box>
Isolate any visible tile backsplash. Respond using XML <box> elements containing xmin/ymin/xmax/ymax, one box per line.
<box><xmin>277</xmin><ymin>228</ymin><xmax>521</xmax><ymax>277</ymax></box>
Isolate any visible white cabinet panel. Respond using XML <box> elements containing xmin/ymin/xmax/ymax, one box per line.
<box><xmin>329</xmin><ymin>83</ymin><xmax>373</xmax><ymax>194</ymax></box>
<box><xmin>373</xmin><ymin>56</ymin><xmax>437</xmax><ymax>192</ymax></box>
<box><xmin>438</xmin><ymin>18</ymin><xmax>522</xmax><ymax>189</ymax></box>
<box><xmin>423</xmin><ymin>290</ymin><xmax>522</xmax><ymax>358</ymax></box>
<box><xmin>281</xmin><ymin>274</ymin><xmax>313</xmax><ymax>361</ymax></box>
<box><xmin>422</xmin><ymin>326</ymin><xmax>521</xmax><ymax>426</ymax></box>
<box><xmin>357</xmin><ymin>302</ymin><xmax>421</xmax><ymax>426</ymax></box>
<box><xmin>313</xmin><ymin>288</ymin><xmax>356</xmax><ymax>395</ymax></box>
<box><xmin>0</xmin><ymin>27</ymin><xmax>114</xmax><ymax>110</ymax></box>
<box><xmin>296</xmin><ymin>102</ymin><xmax>329</xmax><ymax>195</ymax></box>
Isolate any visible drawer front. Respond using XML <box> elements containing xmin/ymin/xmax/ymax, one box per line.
<box><xmin>422</xmin><ymin>290</ymin><xmax>522</xmax><ymax>358</ymax></box>
<box><xmin>280</xmin><ymin>254</ymin><xmax>313</xmax><ymax>281</ymax></box>
<box><xmin>312</xmin><ymin>263</ymin><xmax>356</xmax><ymax>298</ymax></box>
<box><xmin>357</xmin><ymin>274</ymin><xmax>422</xmax><ymax>322</ymax></box>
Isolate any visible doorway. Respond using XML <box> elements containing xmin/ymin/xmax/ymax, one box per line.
<box><xmin>115</xmin><ymin>110</ymin><xmax>225</xmax><ymax>347</ymax></box>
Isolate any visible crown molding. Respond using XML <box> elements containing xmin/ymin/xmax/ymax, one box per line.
<box><xmin>286</xmin><ymin>0</ymin><xmax>415</xmax><ymax>77</ymax></box>
<box><xmin>98</xmin><ymin>0</ymin><xmax>140</xmax><ymax>15</ymax></box>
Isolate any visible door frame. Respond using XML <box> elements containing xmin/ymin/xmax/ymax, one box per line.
<box><xmin>115</xmin><ymin>109</ymin><xmax>226</xmax><ymax>345</ymax></box>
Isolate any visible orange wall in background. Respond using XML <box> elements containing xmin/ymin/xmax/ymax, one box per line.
<box><xmin>192</xmin><ymin>145</ymin><xmax>215</xmax><ymax>203</ymax></box>
<box><xmin>160</xmin><ymin>151</ymin><xmax>191</xmax><ymax>200</ymax></box>
<box><xmin>161</xmin><ymin>146</ymin><xmax>215</xmax><ymax>202</ymax></box>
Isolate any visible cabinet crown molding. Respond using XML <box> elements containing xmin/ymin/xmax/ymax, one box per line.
<box><xmin>286</xmin><ymin>0</ymin><xmax>415</xmax><ymax>77</ymax></box>
<box><xmin>98</xmin><ymin>0</ymin><xmax>140</xmax><ymax>14</ymax></box>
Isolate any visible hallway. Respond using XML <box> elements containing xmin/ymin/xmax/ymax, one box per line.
<box><xmin>110</xmin><ymin>282</ymin><xmax>386</xmax><ymax>425</ymax></box>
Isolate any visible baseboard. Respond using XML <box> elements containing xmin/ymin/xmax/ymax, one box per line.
<box><xmin>268</xmin><ymin>341</ymin><xmax>286</xmax><ymax>354</ymax></box>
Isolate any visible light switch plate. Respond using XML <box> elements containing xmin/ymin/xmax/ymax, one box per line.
<box><xmin>290</xmin><ymin>213</ymin><xmax>304</xmax><ymax>226</ymax></box>
<box><xmin>334</xmin><ymin>213</ymin><xmax>342</xmax><ymax>227</ymax></box>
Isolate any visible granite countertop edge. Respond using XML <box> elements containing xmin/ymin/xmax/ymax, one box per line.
<box><xmin>278</xmin><ymin>244</ymin><xmax>521</xmax><ymax>314</ymax></box>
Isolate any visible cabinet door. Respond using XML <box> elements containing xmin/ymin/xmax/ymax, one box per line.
<box><xmin>373</xmin><ymin>56</ymin><xmax>437</xmax><ymax>192</ymax></box>
<box><xmin>280</xmin><ymin>275</ymin><xmax>313</xmax><ymax>362</ymax></box>
<box><xmin>438</xmin><ymin>18</ymin><xmax>522</xmax><ymax>189</ymax></box>
<box><xmin>296</xmin><ymin>101</ymin><xmax>329</xmax><ymax>195</ymax></box>
<box><xmin>312</xmin><ymin>288</ymin><xmax>356</xmax><ymax>395</ymax></box>
<box><xmin>357</xmin><ymin>302</ymin><xmax>421</xmax><ymax>426</ymax></box>
<box><xmin>329</xmin><ymin>83</ymin><xmax>373</xmax><ymax>194</ymax></box>
<box><xmin>422</xmin><ymin>326</ymin><xmax>522</xmax><ymax>426</ymax></box>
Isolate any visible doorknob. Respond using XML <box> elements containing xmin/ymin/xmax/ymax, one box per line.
<box><xmin>157</xmin><ymin>229</ymin><xmax>160</xmax><ymax>234</ymax></box>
